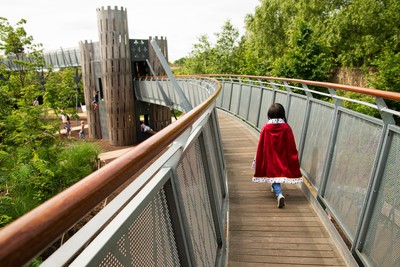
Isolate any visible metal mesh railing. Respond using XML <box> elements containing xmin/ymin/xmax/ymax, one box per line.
<box><xmin>73</xmin><ymin>187</ymin><xmax>180</xmax><ymax>266</ymax></box>
<box><xmin>1</xmin><ymin>73</ymin><xmax>399</xmax><ymax>266</ymax></box>
<box><xmin>324</xmin><ymin>111</ymin><xmax>383</xmax><ymax>240</ymax></box>
<box><xmin>210</xmin><ymin>74</ymin><xmax>400</xmax><ymax>267</ymax></box>
<box><xmin>362</xmin><ymin>128</ymin><xmax>400</xmax><ymax>267</ymax></box>
<box><xmin>176</xmin><ymin>139</ymin><xmax>218</xmax><ymax>266</ymax></box>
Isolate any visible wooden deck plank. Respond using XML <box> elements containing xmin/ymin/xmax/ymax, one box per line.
<box><xmin>217</xmin><ymin>110</ymin><xmax>346</xmax><ymax>266</ymax></box>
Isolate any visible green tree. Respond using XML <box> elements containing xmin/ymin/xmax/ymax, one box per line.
<box><xmin>212</xmin><ymin>20</ymin><xmax>240</xmax><ymax>74</ymax></box>
<box><xmin>273</xmin><ymin>20</ymin><xmax>333</xmax><ymax>81</ymax></box>
<box><xmin>0</xmin><ymin>17</ymin><xmax>99</xmax><ymax>228</ymax></box>
<box><xmin>323</xmin><ymin>0</ymin><xmax>399</xmax><ymax>67</ymax></box>
<box><xmin>184</xmin><ymin>34</ymin><xmax>213</xmax><ymax>74</ymax></box>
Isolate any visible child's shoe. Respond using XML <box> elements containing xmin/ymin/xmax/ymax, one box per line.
<box><xmin>277</xmin><ymin>194</ymin><xmax>285</xmax><ymax>208</ymax></box>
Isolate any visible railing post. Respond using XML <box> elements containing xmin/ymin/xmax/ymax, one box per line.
<box><xmin>297</xmin><ymin>83</ymin><xmax>314</xmax><ymax>163</ymax></box>
<box><xmin>228</xmin><ymin>77</ymin><xmax>234</xmax><ymax>112</ymax></box>
<box><xmin>256</xmin><ymin>79</ymin><xmax>264</xmax><ymax>129</ymax></box>
<box><xmin>236</xmin><ymin>77</ymin><xmax>243</xmax><ymax>116</ymax></box>
<box><xmin>283</xmin><ymin>81</ymin><xmax>293</xmax><ymax>116</ymax></box>
<box><xmin>269</xmin><ymin>80</ymin><xmax>278</xmax><ymax>104</ymax></box>
<box><xmin>318</xmin><ymin>88</ymin><xmax>342</xmax><ymax>198</ymax></box>
<box><xmin>210</xmin><ymin>109</ymin><xmax>227</xmax><ymax>197</ymax></box>
<box><xmin>245</xmin><ymin>78</ymin><xmax>253</xmax><ymax>121</ymax></box>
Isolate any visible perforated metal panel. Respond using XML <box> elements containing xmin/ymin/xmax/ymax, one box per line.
<box><xmin>324</xmin><ymin>111</ymin><xmax>383</xmax><ymax>240</ymax></box>
<box><xmin>238</xmin><ymin>84</ymin><xmax>251</xmax><ymax>120</ymax></box>
<box><xmin>222</xmin><ymin>82</ymin><xmax>232</xmax><ymax>110</ymax></box>
<box><xmin>301</xmin><ymin>101</ymin><xmax>334</xmax><ymax>188</ymax></box>
<box><xmin>361</xmin><ymin>128</ymin><xmax>400</xmax><ymax>267</ymax></box>
<box><xmin>248</xmin><ymin>86</ymin><xmax>263</xmax><ymax>126</ymax></box>
<box><xmin>287</xmin><ymin>96</ymin><xmax>307</xmax><ymax>149</ymax></box>
<box><xmin>176</xmin><ymin>139</ymin><xmax>218</xmax><ymax>266</ymax></box>
<box><xmin>258</xmin><ymin>89</ymin><xmax>274</xmax><ymax>129</ymax></box>
<box><xmin>275</xmin><ymin>91</ymin><xmax>288</xmax><ymax>107</ymax></box>
<box><xmin>204</xmin><ymin>120</ymin><xmax>223</xmax><ymax>212</ymax></box>
<box><xmin>230</xmin><ymin>83</ymin><xmax>241</xmax><ymax>115</ymax></box>
<box><xmin>73</xmin><ymin>187</ymin><xmax>181</xmax><ymax>266</ymax></box>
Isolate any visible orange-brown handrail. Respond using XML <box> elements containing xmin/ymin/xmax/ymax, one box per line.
<box><xmin>208</xmin><ymin>74</ymin><xmax>400</xmax><ymax>102</ymax></box>
<box><xmin>0</xmin><ymin>76</ymin><xmax>221</xmax><ymax>266</ymax></box>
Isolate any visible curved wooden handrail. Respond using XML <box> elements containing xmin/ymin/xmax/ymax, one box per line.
<box><xmin>207</xmin><ymin>74</ymin><xmax>400</xmax><ymax>101</ymax></box>
<box><xmin>0</xmin><ymin>76</ymin><xmax>221</xmax><ymax>266</ymax></box>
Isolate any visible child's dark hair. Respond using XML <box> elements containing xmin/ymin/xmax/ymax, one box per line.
<box><xmin>267</xmin><ymin>103</ymin><xmax>287</xmax><ymax>122</ymax></box>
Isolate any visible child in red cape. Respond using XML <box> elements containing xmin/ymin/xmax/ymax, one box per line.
<box><xmin>252</xmin><ymin>103</ymin><xmax>303</xmax><ymax>208</ymax></box>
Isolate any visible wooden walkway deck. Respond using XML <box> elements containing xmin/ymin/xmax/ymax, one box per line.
<box><xmin>217</xmin><ymin>110</ymin><xmax>346</xmax><ymax>267</ymax></box>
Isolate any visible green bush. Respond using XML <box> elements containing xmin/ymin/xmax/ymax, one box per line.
<box><xmin>0</xmin><ymin>142</ymin><xmax>100</xmax><ymax>228</ymax></box>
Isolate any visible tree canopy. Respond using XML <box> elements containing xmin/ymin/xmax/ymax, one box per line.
<box><xmin>177</xmin><ymin>0</ymin><xmax>400</xmax><ymax>95</ymax></box>
<box><xmin>0</xmin><ymin>18</ymin><xmax>99</xmax><ymax>229</ymax></box>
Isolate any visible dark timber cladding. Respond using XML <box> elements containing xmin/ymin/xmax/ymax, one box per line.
<box><xmin>217</xmin><ymin>110</ymin><xmax>346</xmax><ymax>266</ymax></box>
<box><xmin>79</xmin><ymin>41</ymin><xmax>102</xmax><ymax>139</ymax></box>
<box><xmin>97</xmin><ymin>6</ymin><xmax>136</xmax><ymax>145</ymax></box>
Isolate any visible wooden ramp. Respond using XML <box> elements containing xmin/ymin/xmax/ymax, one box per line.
<box><xmin>217</xmin><ymin>110</ymin><xmax>346</xmax><ymax>267</ymax></box>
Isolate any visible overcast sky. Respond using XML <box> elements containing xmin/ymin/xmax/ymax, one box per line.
<box><xmin>1</xmin><ymin>0</ymin><xmax>260</xmax><ymax>62</ymax></box>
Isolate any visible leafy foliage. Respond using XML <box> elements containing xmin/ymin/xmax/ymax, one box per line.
<box><xmin>180</xmin><ymin>0</ymin><xmax>399</xmax><ymax>77</ymax></box>
<box><xmin>0</xmin><ymin>17</ymin><xmax>97</xmax><ymax>228</ymax></box>
<box><xmin>177</xmin><ymin>0</ymin><xmax>400</xmax><ymax>119</ymax></box>
<box><xmin>272</xmin><ymin>20</ymin><xmax>333</xmax><ymax>81</ymax></box>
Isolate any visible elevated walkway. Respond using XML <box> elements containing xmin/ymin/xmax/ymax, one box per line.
<box><xmin>218</xmin><ymin>110</ymin><xmax>346</xmax><ymax>266</ymax></box>
<box><xmin>1</xmin><ymin>75</ymin><xmax>399</xmax><ymax>266</ymax></box>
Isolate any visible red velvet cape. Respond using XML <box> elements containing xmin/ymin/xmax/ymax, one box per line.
<box><xmin>253</xmin><ymin>121</ymin><xmax>302</xmax><ymax>183</ymax></box>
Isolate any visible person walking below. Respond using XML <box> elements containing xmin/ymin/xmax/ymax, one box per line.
<box><xmin>252</xmin><ymin>103</ymin><xmax>303</xmax><ymax>208</ymax></box>
<box><xmin>65</xmin><ymin>115</ymin><xmax>72</xmax><ymax>139</ymax></box>
<box><xmin>79</xmin><ymin>121</ymin><xmax>85</xmax><ymax>139</ymax></box>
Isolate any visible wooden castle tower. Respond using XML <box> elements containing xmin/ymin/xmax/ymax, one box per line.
<box><xmin>79</xmin><ymin>6</ymin><xmax>171</xmax><ymax>145</ymax></box>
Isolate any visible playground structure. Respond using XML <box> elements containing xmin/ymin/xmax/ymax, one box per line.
<box><xmin>1</xmin><ymin>6</ymin><xmax>173</xmax><ymax>146</ymax></box>
<box><xmin>80</xmin><ymin>6</ymin><xmax>172</xmax><ymax>145</ymax></box>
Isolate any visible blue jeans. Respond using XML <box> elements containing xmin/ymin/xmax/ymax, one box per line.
<box><xmin>272</xmin><ymin>183</ymin><xmax>282</xmax><ymax>196</ymax></box>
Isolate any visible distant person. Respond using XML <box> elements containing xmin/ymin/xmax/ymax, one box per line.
<box><xmin>61</xmin><ymin>109</ymin><xmax>67</xmax><ymax>124</ymax></box>
<box><xmin>252</xmin><ymin>103</ymin><xmax>303</xmax><ymax>208</ymax></box>
<box><xmin>33</xmin><ymin>98</ymin><xmax>39</xmax><ymax>107</ymax></box>
<box><xmin>64</xmin><ymin>115</ymin><xmax>71</xmax><ymax>138</ymax></box>
<box><xmin>92</xmin><ymin>91</ymin><xmax>99</xmax><ymax>110</ymax></box>
<box><xmin>79</xmin><ymin>121</ymin><xmax>85</xmax><ymax>139</ymax></box>
<box><xmin>140</xmin><ymin>120</ymin><xmax>156</xmax><ymax>135</ymax></box>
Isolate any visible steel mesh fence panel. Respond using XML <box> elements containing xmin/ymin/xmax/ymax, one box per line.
<box><xmin>324</xmin><ymin>111</ymin><xmax>383</xmax><ymax>241</ymax></box>
<box><xmin>144</xmin><ymin>81</ymin><xmax>154</xmax><ymax>100</ymax></box>
<box><xmin>182</xmin><ymin>81</ymin><xmax>194</xmax><ymax>107</ymax></box>
<box><xmin>238</xmin><ymin>84</ymin><xmax>251</xmax><ymax>120</ymax></box>
<box><xmin>221</xmin><ymin>82</ymin><xmax>232</xmax><ymax>110</ymax></box>
<box><xmin>161</xmin><ymin>80</ymin><xmax>176</xmax><ymax>104</ymax></box>
<box><xmin>361</xmin><ymin>128</ymin><xmax>400</xmax><ymax>267</ymax></box>
<box><xmin>258</xmin><ymin>89</ymin><xmax>274</xmax><ymax>129</ymax></box>
<box><xmin>247</xmin><ymin>86</ymin><xmax>262</xmax><ymax>127</ymax></box>
<box><xmin>287</xmin><ymin>96</ymin><xmax>307</xmax><ymax>149</ymax></box>
<box><xmin>230</xmin><ymin>83</ymin><xmax>241</xmax><ymax>115</ymax></box>
<box><xmin>204</xmin><ymin>121</ymin><xmax>223</xmax><ymax>212</ymax></box>
<box><xmin>301</xmin><ymin>101</ymin><xmax>334</xmax><ymax>189</ymax></box>
<box><xmin>125</xmin><ymin>188</ymin><xmax>180</xmax><ymax>267</ymax></box>
<box><xmin>176</xmin><ymin>139</ymin><xmax>218</xmax><ymax>267</ymax></box>
<box><xmin>274</xmin><ymin>91</ymin><xmax>288</xmax><ymax>108</ymax></box>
